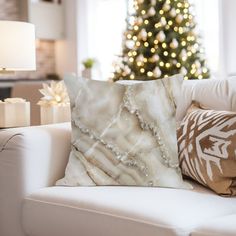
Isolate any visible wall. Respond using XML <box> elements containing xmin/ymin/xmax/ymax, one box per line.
<box><xmin>220</xmin><ymin>0</ymin><xmax>236</xmax><ymax>77</ymax></box>
<box><xmin>0</xmin><ymin>0</ymin><xmax>56</xmax><ymax>79</ymax></box>
<box><xmin>0</xmin><ymin>0</ymin><xmax>19</xmax><ymax>20</ymax></box>
<box><xmin>55</xmin><ymin>0</ymin><xmax>79</xmax><ymax>77</ymax></box>
<box><xmin>57</xmin><ymin>0</ymin><xmax>236</xmax><ymax>80</ymax></box>
<box><xmin>2</xmin><ymin>0</ymin><xmax>236</xmax><ymax>79</ymax></box>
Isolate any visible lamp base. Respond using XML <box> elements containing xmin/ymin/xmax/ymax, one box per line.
<box><xmin>0</xmin><ymin>68</ymin><xmax>15</xmax><ymax>74</ymax></box>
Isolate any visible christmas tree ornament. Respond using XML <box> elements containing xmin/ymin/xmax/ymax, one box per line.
<box><xmin>124</xmin><ymin>66</ymin><xmax>131</xmax><ymax>74</ymax></box>
<box><xmin>202</xmin><ymin>67</ymin><xmax>208</xmax><ymax>73</ymax></box>
<box><xmin>180</xmin><ymin>67</ymin><xmax>187</xmax><ymax>75</ymax></box>
<box><xmin>169</xmin><ymin>8</ymin><xmax>176</xmax><ymax>17</ymax></box>
<box><xmin>180</xmin><ymin>49</ymin><xmax>187</xmax><ymax>61</ymax></box>
<box><xmin>170</xmin><ymin>39</ymin><xmax>179</xmax><ymax>49</ymax></box>
<box><xmin>160</xmin><ymin>17</ymin><xmax>167</xmax><ymax>26</ymax></box>
<box><xmin>136</xmin><ymin>54</ymin><xmax>144</xmax><ymax>62</ymax></box>
<box><xmin>153</xmin><ymin>67</ymin><xmax>162</xmax><ymax>78</ymax></box>
<box><xmin>124</xmin><ymin>56</ymin><xmax>129</xmax><ymax>62</ymax></box>
<box><xmin>176</xmin><ymin>14</ymin><xmax>184</xmax><ymax>24</ymax></box>
<box><xmin>148</xmin><ymin>7</ymin><xmax>156</xmax><ymax>17</ymax></box>
<box><xmin>156</xmin><ymin>31</ymin><xmax>166</xmax><ymax>42</ymax></box>
<box><xmin>197</xmin><ymin>68</ymin><xmax>202</xmax><ymax>75</ymax></box>
<box><xmin>137</xmin><ymin>0</ymin><xmax>144</xmax><ymax>4</ymax></box>
<box><xmin>129</xmin><ymin>16</ymin><xmax>135</xmax><ymax>26</ymax></box>
<box><xmin>195</xmin><ymin>60</ymin><xmax>201</xmax><ymax>68</ymax></box>
<box><xmin>126</xmin><ymin>40</ymin><xmax>135</xmax><ymax>49</ymax></box>
<box><xmin>150</xmin><ymin>54</ymin><xmax>160</xmax><ymax>62</ymax></box>
<box><xmin>180</xmin><ymin>49</ymin><xmax>187</xmax><ymax>57</ymax></box>
<box><xmin>151</xmin><ymin>0</ymin><xmax>157</xmax><ymax>6</ymax></box>
<box><xmin>163</xmin><ymin>2</ymin><xmax>171</xmax><ymax>12</ymax></box>
<box><xmin>139</xmin><ymin>29</ymin><xmax>147</xmax><ymax>40</ymax></box>
<box><xmin>136</xmin><ymin>17</ymin><xmax>143</xmax><ymax>25</ymax></box>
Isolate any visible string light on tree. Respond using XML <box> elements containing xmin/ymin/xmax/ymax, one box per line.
<box><xmin>151</xmin><ymin>0</ymin><xmax>157</xmax><ymax>6</ymax></box>
<box><xmin>113</xmin><ymin>0</ymin><xmax>210</xmax><ymax>81</ymax></box>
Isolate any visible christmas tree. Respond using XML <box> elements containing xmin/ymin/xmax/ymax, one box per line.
<box><xmin>112</xmin><ymin>0</ymin><xmax>210</xmax><ymax>81</ymax></box>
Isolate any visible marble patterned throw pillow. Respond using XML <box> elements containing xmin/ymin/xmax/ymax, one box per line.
<box><xmin>178</xmin><ymin>102</ymin><xmax>236</xmax><ymax>196</ymax></box>
<box><xmin>56</xmin><ymin>74</ymin><xmax>190</xmax><ymax>189</ymax></box>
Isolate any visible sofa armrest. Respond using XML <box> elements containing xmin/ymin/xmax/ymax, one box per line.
<box><xmin>0</xmin><ymin>123</ymin><xmax>71</xmax><ymax>236</ymax></box>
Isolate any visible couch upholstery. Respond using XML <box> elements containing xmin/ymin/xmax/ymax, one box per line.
<box><xmin>0</xmin><ymin>78</ymin><xmax>236</xmax><ymax>236</ymax></box>
<box><xmin>192</xmin><ymin>214</ymin><xmax>236</xmax><ymax>236</ymax></box>
<box><xmin>176</xmin><ymin>78</ymin><xmax>236</xmax><ymax>121</ymax></box>
<box><xmin>22</xmin><ymin>183</ymin><xmax>236</xmax><ymax>236</ymax></box>
<box><xmin>0</xmin><ymin>123</ymin><xmax>71</xmax><ymax>236</ymax></box>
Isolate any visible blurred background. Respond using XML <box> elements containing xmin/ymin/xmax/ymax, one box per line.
<box><xmin>0</xmin><ymin>0</ymin><xmax>235</xmax><ymax>95</ymax></box>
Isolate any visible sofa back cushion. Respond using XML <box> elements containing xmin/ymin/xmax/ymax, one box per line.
<box><xmin>228</xmin><ymin>78</ymin><xmax>236</xmax><ymax>111</ymax></box>
<box><xmin>176</xmin><ymin>79</ymin><xmax>235</xmax><ymax>122</ymax></box>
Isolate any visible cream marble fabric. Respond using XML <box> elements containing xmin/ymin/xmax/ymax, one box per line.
<box><xmin>57</xmin><ymin>74</ymin><xmax>189</xmax><ymax>188</ymax></box>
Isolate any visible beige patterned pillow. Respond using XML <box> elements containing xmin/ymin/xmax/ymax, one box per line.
<box><xmin>178</xmin><ymin>102</ymin><xmax>236</xmax><ymax>196</ymax></box>
<box><xmin>56</xmin><ymin>74</ymin><xmax>191</xmax><ymax>189</ymax></box>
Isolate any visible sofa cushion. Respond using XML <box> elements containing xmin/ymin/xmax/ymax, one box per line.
<box><xmin>176</xmin><ymin>79</ymin><xmax>231</xmax><ymax>122</ymax></box>
<box><xmin>57</xmin><ymin>74</ymin><xmax>189</xmax><ymax>189</ymax></box>
<box><xmin>192</xmin><ymin>214</ymin><xmax>236</xmax><ymax>236</ymax></box>
<box><xmin>22</xmin><ymin>181</ymin><xmax>236</xmax><ymax>236</ymax></box>
<box><xmin>178</xmin><ymin>102</ymin><xmax>236</xmax><ymax>196</ymax></box>
<box><xmin>0</xmin><ymin>123</ymin><xmax>71</xmax><ymax>236</ymax></box>
<box><xmin>228</xmin><ymin>77</ymin><xmax>236</xmax><ymax>111</ymax></box>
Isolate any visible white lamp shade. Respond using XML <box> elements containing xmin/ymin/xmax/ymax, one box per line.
<box><xmin>0</xmin><ymin>21</ymin><xmax>36</xmax><ymax>71</ymax></box>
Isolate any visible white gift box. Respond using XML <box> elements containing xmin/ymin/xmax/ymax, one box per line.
<box><xmin>40</xmin><ymin>104</ymin><xmax>71</xmax><ymax>125</ymax></box>
<box><xmin>0</xmin><ymin>100</ymin><xmax>30</xmax><ymax>128</ymax></box>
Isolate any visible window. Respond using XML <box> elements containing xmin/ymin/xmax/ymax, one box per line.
<box><xmin>85</xmin><ymin>0</ymin><xmax>127</xmax><ymax>80</ymax></box>
<box><xmin>79</xmin><ymin>0</ymin><xmax>220</xmax><ymax>79</ymax></box>
<box><xmin>190</xmin><ymin>0</ymin><xmax>220</xmax><ymax>76</ymax></box>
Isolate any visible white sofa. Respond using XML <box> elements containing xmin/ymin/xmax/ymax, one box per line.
<box><xmin>0</xmin><ymin>79</ymin><xmax>236</xmax><ymax>236</ymax></box>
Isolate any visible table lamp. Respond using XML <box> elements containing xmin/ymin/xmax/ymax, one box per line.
<box><xmin>0</xmin><ymin>21</ymin><xmax>36</xmax><ymax>128</ymax></box>
<box><xmin>0</xmin><ymin>21</ymin><xmax>36</xmax><ymax>73</ymax></box>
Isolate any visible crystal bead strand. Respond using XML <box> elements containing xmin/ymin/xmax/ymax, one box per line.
<box><xmin>123</xmin><ymin>86</ymin><xmax>179</xmax><ymax>170</ymax></box>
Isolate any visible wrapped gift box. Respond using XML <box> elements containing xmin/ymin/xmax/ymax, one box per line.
<box><xmin>40</xmin><ymin>104</ymin><xmax>71</xmax><ymax>125</ymax></box>
<box><xmin>0</xmin><ymin>99</ymin><xmax>30</xmax><ymax>128</ymax></box>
